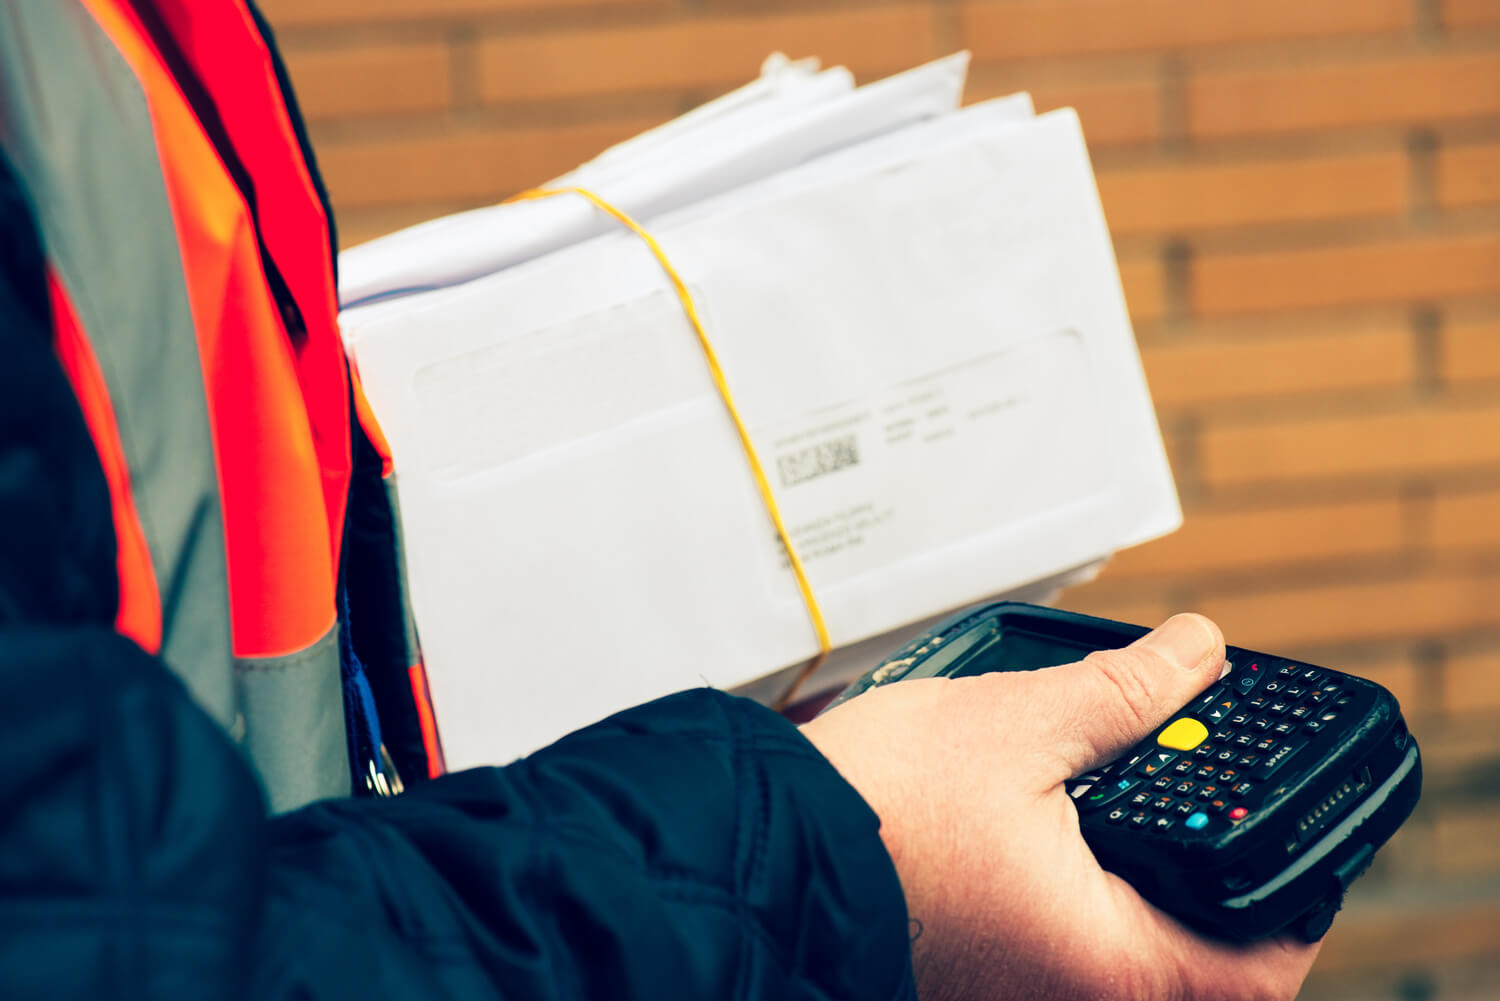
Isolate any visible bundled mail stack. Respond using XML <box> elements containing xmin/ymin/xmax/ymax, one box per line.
<box><xmin>339</xmin><ymin>53</ymin><xmax>1181</xmax><ymax>769</ymax></box>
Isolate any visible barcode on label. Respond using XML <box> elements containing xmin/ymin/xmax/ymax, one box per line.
<box><xmin>777</xmin><ymin>434</ymin><xmax>860</xmax><ymax>488</ymax></box>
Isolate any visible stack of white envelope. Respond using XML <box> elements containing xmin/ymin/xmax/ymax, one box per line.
<box><xmin>339</xmin><ymin>52</ymin><xmax>1181</xmax><ymax>771</ymax></box>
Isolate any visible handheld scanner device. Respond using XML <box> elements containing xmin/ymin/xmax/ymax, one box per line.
<box><xmin>824</xmin><ymin>602</ymin><xmax>1422</xmax><ymax>942</ymax></box>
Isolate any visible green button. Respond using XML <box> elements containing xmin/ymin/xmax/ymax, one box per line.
<box><xmin>1158</xmin><ymin>717</ymin><xmax>1209</xmax><ymax>752</ymax></box>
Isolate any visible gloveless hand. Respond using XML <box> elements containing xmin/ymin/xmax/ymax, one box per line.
<box><xmin>801</xmin><ymin>614</ymin><xmax>1321</xmax><ymax>1001</ymax></box>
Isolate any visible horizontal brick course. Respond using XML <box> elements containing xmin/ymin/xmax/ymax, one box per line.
<box><xmin>1197</xmin><ymin>570</ymin><xmax>1500</xmax><ymax>650</ymax></box>
<box><xmin>1432</xmin><ymin>485</ymin><xmax>1500</xmax><ymax>553</ymax></box>
<box><xmin>1141</xmin><ymin>327</ymin><xmax>1414</xmax><ymax>409</ymax></box>
<box><xmin>281</xmin><ymin>43</ymin><xmax>453</xmax><ymax>120</ymax></box>
<box><xmin>1443</xmin><ymin>0</ymin><xmax>1500</xmax><ymax>29</ymax></box>
<box><xmin>1313</xmin><ymin>885</ymin><xmax>1500</xmax><ymax>974</ymax></box>
<box><xmin>258</xmin><ymin>0</ymin><xmax>664</xmax><ymax>29</ymax></box>
<box><xmin>1189</xmin><ymin>51</ymin><xmax>1500</xmax><ymax>138</ymax></box>
<box><xmin>1442</xmin><ymin>316</ymin><xmax>1500</xmax><ymax>384</ymax></box>
<box><xmin>317</xmin><ymin>118</ymin><xmax>661</xmax><ymax>209</ymax></box>
<box><xmin>1104</xmin><ymin>497</ymin><xmax>1405</xmax><ymax>578</ymax></box>
<box><xmin>965</xmin><ymin>73</ymin><xmax>1162</xmax><ymax>148</ymax></box>
<box><xmin>1117</xmin><ymin>256</ymin><xmax>1166</xmax><ymax>323</ymax></box>
<box><xmin>1442</xmin><ymin>648</ymin><xmax>1500</xmax><ymax>717</ymax></box>
<box><xmin>1096</xmin><ymin>150</ymin><xmax>1407</xmax><ymax>236</ymax></box>
<box><xmin>1199</xmin><ymin>402</ymin><xmax>1500</xmax><ymax>488</ymax></box>
<box><xmin>958</xmin><ymin>0</ymin><xmax>1410</xmax><ymax>62</ymax></box>
<box><xmin>1437</xmin><ymin>141</ymin><xmax>1500</xmax><ymax>209</ymax></box>
<box><xmin>1192</xmin><ymin>233</ymin><xmax>1500</xmax><ymax>316</ymax></box>
<box><xmin>477</xmin><ymin>7</ymin><xmax>937</xmax><ymax>103</ymax></box>
<box><xmin>1432</xmin><ymin>803</ymin><xmax>1500</xmax><ymax>876</ymax></box>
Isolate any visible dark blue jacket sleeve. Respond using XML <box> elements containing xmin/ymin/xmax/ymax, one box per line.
<box><xmin>0</xmin><ymin>149</ymin><xmax>916</xmax><ymax>1001</ymax></box>
<box><xmin>260</xmin><ymin>691</ymin><xmax>916</xmax><ymax>1000</ymax></box>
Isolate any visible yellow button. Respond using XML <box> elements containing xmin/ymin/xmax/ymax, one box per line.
<box><xmin>1157</xmin><ymin>717</ymin><xmax>1209</xmax><ymax>752</ymax></box>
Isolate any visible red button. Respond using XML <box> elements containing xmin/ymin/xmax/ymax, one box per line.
<box><xmin>1229</xmin><ymin>806</ymin><xmax>1249</xmax><ymax>820</ymax></box>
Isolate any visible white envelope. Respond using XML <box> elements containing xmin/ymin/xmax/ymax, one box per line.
<box><xmin>344</xmin><ymin>105</ymin><xmax>1180</xmax><ymax>770</ymax></box>
<box><xmin>339</xmin><ymin>53</ymin><xmax>969</xmax><ymax>309</ymax></box>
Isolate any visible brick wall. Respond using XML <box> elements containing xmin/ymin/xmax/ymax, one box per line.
<box><xmin>261</xmin><ymin>1</ymin><xmax>1500</xmax><ymax>996</ymax></box>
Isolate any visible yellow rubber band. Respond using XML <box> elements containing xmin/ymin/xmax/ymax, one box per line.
<box><xmin>507</xmin><ymin>187</ymin><xmax>831</xmax><ymax>705</ymax></box>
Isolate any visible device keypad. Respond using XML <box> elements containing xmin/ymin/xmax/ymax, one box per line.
<box><xmin>1068</xmin><ymin>655</ymin><xmax>1356</xmax><ymax>835</ymax></box>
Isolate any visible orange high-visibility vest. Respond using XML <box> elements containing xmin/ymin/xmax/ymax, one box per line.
<box><xmin>0</xmin><ymin>0</ymin><xmax>437</xmax><ymax>810</ymax></box>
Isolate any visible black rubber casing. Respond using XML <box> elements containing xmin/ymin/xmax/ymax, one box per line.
<box><xmin>823</xmin><ymin>602</ymin><xmax>1423</xmax><ymax>942</ymax></box>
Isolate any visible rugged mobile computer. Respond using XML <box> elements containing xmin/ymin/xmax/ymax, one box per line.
<box><xmin>825</xmin><ymin>602</ymin><xmax>1422</xmax><ymax>941</ymax></box>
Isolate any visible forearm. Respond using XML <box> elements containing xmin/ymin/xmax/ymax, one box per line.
<box><xmin>260</xmin><ymin>689</ymin><xmax>917</xmax><ymax>1000</ymax></box>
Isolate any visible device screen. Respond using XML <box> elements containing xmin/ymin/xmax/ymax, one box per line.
<box><xmin>946</xmin><ymin>626</ymin><xmax>1095</xmax><ymax>677</ymax></box>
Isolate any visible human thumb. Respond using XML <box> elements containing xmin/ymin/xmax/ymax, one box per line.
<box><xmin>1038</xmin><ymin>613</ymin><xmax>1226</xmax><ymax>782</ymax></box>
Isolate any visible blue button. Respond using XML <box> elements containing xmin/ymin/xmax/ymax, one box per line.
<box><xmin>1186</xmin><ymin>812</ymin><xmax>1209</xmax><ymax>830</ymax></box>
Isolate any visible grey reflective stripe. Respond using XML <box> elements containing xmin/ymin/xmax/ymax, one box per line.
<box><xmin>236</xmin><ymin>624</ymin><xmax>349</xmax><ymax>813</ymax></box>
<box><xmin>0</xmin><ymin>3</ymin><xmax>235</xmax><ymax>724</ymax></box>
<box><xmin>385</xmin><ymin>477</ymin><xmax>423</xmax><ymax>665</ymax></box>
<box><xmin>0</xmin><ymin>4</ymin><xmax>350</xmax><ymax>813</ymax></box>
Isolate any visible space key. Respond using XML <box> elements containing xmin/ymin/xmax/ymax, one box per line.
<box><xmin>1251</xmin><ymin>739</ymin><xmax>1306</xmax><ymax>779</ymax></box>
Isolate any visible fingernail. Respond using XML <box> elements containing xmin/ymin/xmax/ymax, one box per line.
<box><xmin>1134</xmin><ymin>614</ymin><xmax>1220</xmax><ymax>672</ymax></box>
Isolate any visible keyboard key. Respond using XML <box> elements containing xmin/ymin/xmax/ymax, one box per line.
<box><xmin>1202</xmin><ymin>696</ymin><xmax>1238</xmax><ymax>725</ymax></box>
<box><xmin>1076</xmin><ymin>780</ymin><xmax>1131</xmax><ymax>812</ymax></box>
<box><xmin>1187</xmin><ymin>686</ymin><xmax>1227</xmax><ymax>716</ymax></box>
<box><xmin>1252</xmin><ymin>740</ymin><xmax>1307</xmax><ymax>779</ymax></box>
<box><xmin>1158</xmin><ymin>717</ymin><xmax>1210</xmax><ymax>752</ymax></box>
<box><xmin>1138</xmin><ymin>751</ymin><xmax>1178</xmax><ymax>777</ymax></box>
<box><xmin>1233</xmin><ymin>664</ymin><xmax>1267</xmax><ymax>695</ymax></box>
